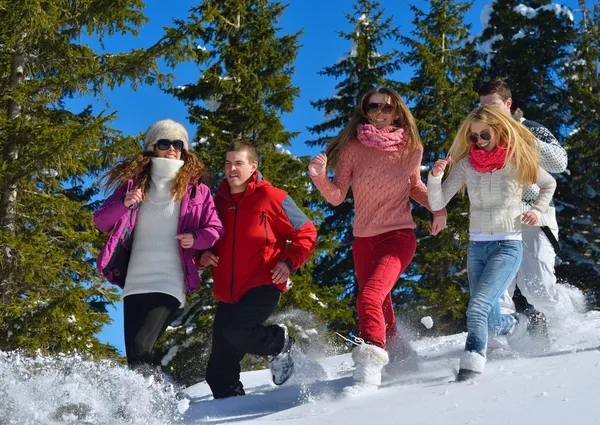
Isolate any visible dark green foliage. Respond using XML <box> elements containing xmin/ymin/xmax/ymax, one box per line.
<box><xmin>306</xmin><ymin>0</ymin><xmax>402</xmax><ymax>336</ymax></box>
<box><xmin>0</xmin><ymin>0</ymin><xmax>170</xmax><ymax>358</ymax></box>
<box><xmin>397</xmin><ymin>0</ymin><xmax>478</xmax><ymax>332</ymax></box>
<box><xmin>475</xmin><ymin>0</ymin><xmax>576</xmax><ymax>134</ymax></box>
<box><xmin>556</xmin><ymin>1</ymin><xmax>600</xmax><ymax>302</ymax></box>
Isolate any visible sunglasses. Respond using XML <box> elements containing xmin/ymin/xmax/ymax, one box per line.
<box><xmin>365</xmin><ymin>102</ymin><xmax>395</xmax><ymax>115</ymax></box>
<box><xmin>468</xmin><ymin>131</ymin><xmax>493</xmax><ymax>144</ymax></box>
<box><xmin>155</xmin><ymin>139</ymin><xmax>185</xmax><ymax>151</ymax></box>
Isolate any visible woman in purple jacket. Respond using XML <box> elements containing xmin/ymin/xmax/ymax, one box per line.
<box><xmin>94</xmin><ymin>118</ymin><xmax>223</xmax><ymax>372</ymax></box>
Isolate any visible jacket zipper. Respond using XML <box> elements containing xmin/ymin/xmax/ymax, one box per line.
<box><xmin>230</xmin><ymin>201</ymin><xmax>239</xmax><ymax>303</ymax></box>
<box><xmin>261</xmin><ymin>211</ymin><xmax>268</xmax><ymax>246</ymax></box>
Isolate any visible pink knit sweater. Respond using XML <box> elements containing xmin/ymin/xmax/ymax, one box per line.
<box><xmin>311</xmin><ymin>139</ymin><xmax>445</xmax><ymax>238</ymax></box>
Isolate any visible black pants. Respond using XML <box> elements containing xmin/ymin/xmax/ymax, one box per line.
<box><xmin>206</xmin><ymin>285</ymin><xmax>284</xmax><ymax>399</ymax></box>
<box><xmin>123</xmin><ymin>292</ymin><xmax>180</xmax><ymax>371</ymax></box>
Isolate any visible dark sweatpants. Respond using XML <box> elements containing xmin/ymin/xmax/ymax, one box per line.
<box><xmin>206</xmin><ymin>285</ymin><xmax>285</xmax><ymax>399</ymax></box>
<box><xmin>123</xmin><ymin>292</ymin><xmax>180</xmax><ymax>371</ymax></box>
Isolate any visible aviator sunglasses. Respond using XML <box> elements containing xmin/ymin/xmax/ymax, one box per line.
<box><xmin>364</xmin><ymin>102</ymin><xmax>395</xmax><ymax>115</ymax></box>
<box><xmin>155</xmin><ymin>139</ymin><xmax>185</xmax><ymax>151</ymax></box>
<box><xmin>468</xmin><ymin>131</ymin><xmax>493</xmax><ymax>144</ymax></box>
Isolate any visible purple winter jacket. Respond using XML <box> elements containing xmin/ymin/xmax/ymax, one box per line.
<box><xmin>94</xmin><ymin>178</ymin><xmax>224</xmax><ymax>294</ymax></box>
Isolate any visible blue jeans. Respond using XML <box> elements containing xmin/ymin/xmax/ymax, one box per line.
<box><xmin>465</xmin><ymin>240</ymin><xmax>523</xmax><ymax>354</ymax></box>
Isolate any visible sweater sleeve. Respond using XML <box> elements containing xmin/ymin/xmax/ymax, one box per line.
<box><xmin>93</xmin><ymin>183</ymin><xmax>131</xmax><ymax>233</ymax></box>
<box><xmin>408</xmin><ymin>151</ymin><xmax>447</xmax><ymax>216</ymax></box>
<box><xmin>310</xmin><ymin>146</ymin><xmax>353</xmax><ymax>207</ymax></box>
<box><xmin>427</xmin><ymin>159</ymin><xmax>468</xmax><ymax>211</ymax></box>
<box><xmin>529</xmin><ymin>167</ymin><xmax>557</xmax><ymax>221</ymax></box>
<box><xmin>191</xmin><ymin>185</ymin><xmax>224</xmax><ymax>250</ymax></box>
<box><xmin>525</xmin><ymin>121</ymin><xmax>568</xmax><ymax>173</ymax></box>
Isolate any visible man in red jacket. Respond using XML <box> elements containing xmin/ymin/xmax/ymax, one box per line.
<box><xmin>196</xmin><ymin>141</ymin><xmax>317</xmax><ymax>399</ymax></box>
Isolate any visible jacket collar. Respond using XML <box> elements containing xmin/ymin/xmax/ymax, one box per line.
<box><xmin>216</xmin><ymin>171</ymin><xmax>268</xmax><ymax>200</ymax></box>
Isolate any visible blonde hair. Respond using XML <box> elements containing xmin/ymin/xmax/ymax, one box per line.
<box><xmin>102</xmin><ymin>149</ymin><xmax>206</xmax><ymax>201</ymax></box>
<box><xmin>448</xmin><ymin>105</ymin><xmax>540</xmax><ymax>185</ymax></box>
<box><xmin>325</xmin><ymin>87</ymin><xmax>422</xmax><ymax>169</ymax></box>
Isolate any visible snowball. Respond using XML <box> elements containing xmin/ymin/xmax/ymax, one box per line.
<box><xmin>421</xmin><ymin>316</ymin><xmax>434</xmax><ymax>329</ymax></box>
<box><xmin>177</xmin><ymin>398</ymin><xmax>190</xmax><ymax>414</ymax></box>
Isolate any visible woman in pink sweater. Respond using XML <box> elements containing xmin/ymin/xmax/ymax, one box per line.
<box><xmin>308</xmin><ymin>87</ymin><xmax>447</xmax><ymax>392</ymax></box>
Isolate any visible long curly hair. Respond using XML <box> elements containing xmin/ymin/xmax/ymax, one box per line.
<box><xmin>448</xmin><ymin>105</ymin><xmax>540</xmax><ymax>185</ymax></box>
<box><xmin>102</xmin><ymin>149</ymin><xmax>206</xmax><ymax>201</ymax></box>
<box><xmin>325</xmin><ymin>87</ymin><xmax>422</xmax><ymax>169</ymax></box>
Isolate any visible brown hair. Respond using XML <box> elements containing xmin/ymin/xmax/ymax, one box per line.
<box><xmin>102</xmin><ymin>149</ymin><xmax>206</xmax><ymax>201</ymax></box>
<box><xmin>478</xmin><ymin>78</ymin><xmax>512</xmax><ymax>101</ymax></box>
<box><xmin>325</xmin><ymin>87</ymin><xmax>422</xmax><ymax>169</ymax></box>
<box><xmin>448</xmin><ymin>105</ymin><xmax>540</xmax><ymax>185</ymax></box>
<box><xmin>226</xmin><ymin>141</ymin><xmax>259</xmax><ymax>163</ymax></box>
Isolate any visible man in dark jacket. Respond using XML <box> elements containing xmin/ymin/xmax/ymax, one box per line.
<box><xmin>196</xmin><ymin>141</ymin><xmax>317</xmax><ymax>399</ymax></box>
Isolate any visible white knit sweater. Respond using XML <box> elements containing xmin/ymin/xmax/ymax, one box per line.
<box><xmin>123</xmin><ymin>157</ymin><xmax>186</xmax><ymax>306</ymax></box>
<box><xmin>427</xmin><ymin>158</ymin><xmax>556</xmax><ymax>235</ymax></box>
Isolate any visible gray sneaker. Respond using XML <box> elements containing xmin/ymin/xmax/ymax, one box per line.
<box><xmin>269</xmin><ymin>325</ymin><xmax>295</xmax><ymax>385</ymax></box>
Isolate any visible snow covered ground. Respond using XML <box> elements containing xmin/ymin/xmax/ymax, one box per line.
<box><xmin>3</xmin><ymin>309</ymin><xmax>600</xmax><ymax>425</ymax></box>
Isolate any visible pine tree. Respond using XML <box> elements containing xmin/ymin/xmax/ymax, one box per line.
<box><xmin>475</xmin><ymin>0</ymin><xmax>576</xmax><ymax>134</ymax></box>
<box><xmin>306</xmin><ymin>0</ymin><xmax>402</xmax><ymax>335</ymax></box>
<box><xmin>156</xmin><ymin>0</ymin><xmax>353</xmax><ymax>386</ymax></box>
<box><xmin>397</xmin><ymin>0</ymin><xmax>479</xmax><ymax>331</ymax></box>
<box><xmin>558</xmin><ymin>1</ymin><xmax>600</xmax><ymax>300</ymax></box>
<box><xmin>0</xmin><ymin>0</ymin><xmax>171</xmax><ymax>357</ymax></box>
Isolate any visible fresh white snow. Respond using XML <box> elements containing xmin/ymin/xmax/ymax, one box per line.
<box><xmin>4</xmin><ymin>309</ymin><xmax>600</xmax><ymax>424</ymax></box>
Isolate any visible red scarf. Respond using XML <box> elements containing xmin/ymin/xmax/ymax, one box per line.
<box><xmin>469</xmin><ymin>144</ymin><xmax>508</xmax><ymax>173</ymax></box>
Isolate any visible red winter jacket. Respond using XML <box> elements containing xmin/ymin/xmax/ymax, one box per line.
<box><xmin>198</xmin><ymin>172</ymin><xmax>317</xmax><ymax>303</ymax></box>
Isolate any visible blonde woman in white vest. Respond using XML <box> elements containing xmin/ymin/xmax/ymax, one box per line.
<box><xmin>426</xmin><ymin>105</ymin><xmax>556</xmax><ymax>381</ymax></box>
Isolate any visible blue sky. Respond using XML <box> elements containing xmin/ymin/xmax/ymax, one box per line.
<box><xmin>89</xmin><ymin>0</ymin><xmax>585</xmax><ymax>355</ymax></box>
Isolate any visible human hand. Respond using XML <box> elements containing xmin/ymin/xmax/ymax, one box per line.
<box><xmin>123</xmin><ymin>188</ymin><xmax>143</xmax><ymax>208</ymax></box>
<box><xmin>271</xmin><ymin>261</ymin><xmax>291</xmax><ymax>284</ymax></box>
<box><xmin>176</xmin><ymin>233</ymin><xmax>195</xmax><ymax>249</ymax></box>
<box><xmin>521</xmin><ymin>211</ymin><xmax>538</xmax><ymax>226</ymax></box>
<box><xmin>308</xmin><ymin>154</ymin><xmax>328</xmax><ymax>176</ymax></box>
<box><xmin>199</xmin><ymin>251</ymin><xmax>219</xmax><ymax>267</ymax></box>
<box><xmin>432</xmin><ymin>156</ymin><xmax>452</xmax><ymax>177</ymax></box>
<box><xmin>429</xmin><ymin>214</ymin><xmax>447</xmax><ymax>236</ymax></box>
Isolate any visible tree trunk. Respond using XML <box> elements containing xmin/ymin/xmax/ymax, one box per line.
<box><xmin>0</xmin><ymin>51</ymin><xmax>24</xmax><ymax>305</ymax></box>
<box><xmin>0</xmin><ymin>52</ymin><xmax>24</xmax><ymax>234</ymax></box>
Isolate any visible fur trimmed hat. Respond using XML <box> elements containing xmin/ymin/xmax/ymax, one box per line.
<box><xmin>143</xmin><ymin>119</ymin><xmax>189</xmax><ymax>152</ymax></box>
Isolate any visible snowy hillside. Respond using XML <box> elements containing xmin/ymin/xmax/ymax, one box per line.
<box><xmin>182</xmin><ymin>311</ymin><xmax>600</xmax><ymax>425</ymax></box>
<box><xmin>4</xmin><ymin>310</ymin><xmax>600</xmax><ymax>425</ymax></box>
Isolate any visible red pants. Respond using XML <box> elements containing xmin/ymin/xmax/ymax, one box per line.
<box><xmin>352</xmin><ymin>229</ymin><xmax>417</xmax><ymax>348</ymax></box>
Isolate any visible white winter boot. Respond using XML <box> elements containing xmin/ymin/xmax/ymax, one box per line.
<box><xmin>343</xmin><ymin>342</ymin><xmax>389</xmax><ymax>395</ymax></box>
<box><xmin>456</xmin><ymin>350</ymin><xmax>486</xmax><ymax>381</ymax></box>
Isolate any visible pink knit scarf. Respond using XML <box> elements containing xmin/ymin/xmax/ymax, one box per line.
<box><xmin>469</xmin><ymin>144</ymin><xmax>508</xmax><ymax>173</ymax></box>
<box><xmin>357</xmin><ymin>123</ymin><xmax>407</xmax><ymax>152</ymax></box>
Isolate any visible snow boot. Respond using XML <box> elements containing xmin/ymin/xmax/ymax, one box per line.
<box><xmin>456</xmin><ymin>368</ymin><xmax>481</xmax><ymax>382</ymax></box>
<box><xmin>269</xmin><ymin>324</ymin><xmax>295</xmax><ymax>386</ymax></box>
<box><xmin>343</xmin><ymin>341</ymin><xmax>389</xmax><ymax>395</ymax></box>
<box><xmin>523</xmin><ymin>307</ymin><xmax>549</xmax><ymax>339</ymax></box>
<box><xmin>456</xmin><ymin>350</ymin><xmax>486</xmax><ymax>382</ymax></box>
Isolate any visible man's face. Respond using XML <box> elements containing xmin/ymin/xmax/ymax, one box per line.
<box><xmin>480</xmin><ymin>93</ymin><xmax>512</xmax><ymax>116</ymax></box>
<box><xmin>225</xmin><ymin>151</ymin><xmax>258</xmax><ymax>193</ymax></box>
